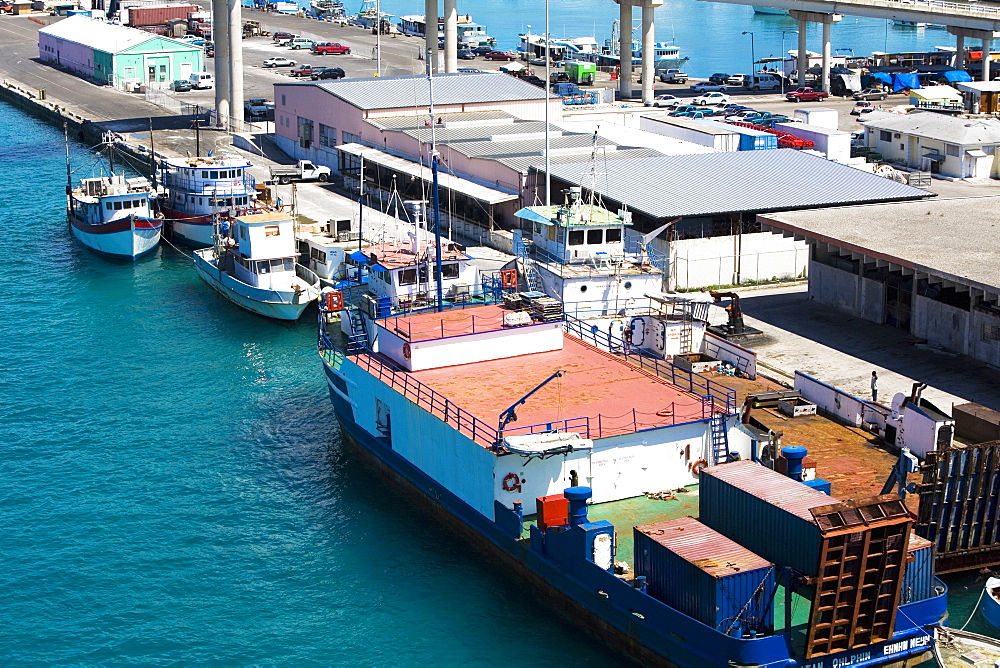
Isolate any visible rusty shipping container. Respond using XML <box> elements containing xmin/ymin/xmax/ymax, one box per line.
<box><xmin>128</xmin><ymin>5</ymin><xmax>198</xmax><ymax>27</ymax></box>
<box><xmin>699</xmin><ymin>460</ymin><xmax>839</xmax><ymax>575</ymax></box>
<box><xmin>634</xmin><ymin>516</ymin><xmax>775</xmax><ymax>634</ymax></box>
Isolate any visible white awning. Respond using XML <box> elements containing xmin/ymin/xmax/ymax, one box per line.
<box><xmin>967</xmin><ymin>149</ymin><xmax>989</xmax><ymax>158</ymax></box>
<box><xmin>336</xmin><ymin>143</ymin><xmax>519</xmax><ymax>206</ymax></box>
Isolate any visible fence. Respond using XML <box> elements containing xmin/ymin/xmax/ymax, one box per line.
<box><xmin>667</xmin><ymin>240</ymin><xmax>809</xmax><ymax>291</ymax></box>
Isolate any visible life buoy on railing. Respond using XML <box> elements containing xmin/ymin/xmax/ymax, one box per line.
<box><xmin>500</xmin><ymin>269</ymin><xmax>517</xmax><ymax>289</ymax></box>
<box><xmin>502</xmin><ymin>472</ymin><xmax>522</xmax><ymax>493</ymax></box>
<box><xmin>324</xmin><ymin>290</ymin><xmax>345</xmax><ymax>311</ymax></box>
<box><xmin>656</xmin><ymin>408</ymin><xmax>674</xmax><ymax>418</ymax></box>
<box><xmin>402</xmin><ymin>342</ymin><xmax>411</xmax><ymax>359</ymax></box>
<box><xmin>690</xmin><ymin>459</ymin><xmax>708</xmax><ymax>474</ymax></box>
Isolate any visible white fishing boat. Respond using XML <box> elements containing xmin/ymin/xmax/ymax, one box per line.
<box><xmin>158</xmin><ymin>154</ymin><xmax>261</xmax><ymax>248</ymax></box>
<box><xmin>68</xmin><ymin>174</ymin><xmax>162</xmax><ymax>260</ymax></box>
<box><xmin>398</xmin><ymin>14</ymin><xmax>495</xmax><ymax>48</ymax></box>
<box><xmin>193</xmin><ymin>211</ymin><xmax>321</xmax><ymax>320</ymax></box>
<box><xmin>934</xmin><ymin>626</ymin><xmax>1000</xmax><ymax>665</ymax></box>
<box><xmin>984</xmin><ymin>576</ymin><xmax>1000</xmax><ymax>628</ymax></box>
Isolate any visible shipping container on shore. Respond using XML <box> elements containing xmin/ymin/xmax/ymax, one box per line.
<box><xmin>773</xmin><ymin>122</ymin><xmax>852</xmax><ymax>162</ymax></box>
<box><xmin>699</xmin><ymin>461</ymin><xmax>838</xmax><ymax>575</ymax></box>
<box><xmin>635</xmin><ymin>516</ymin><xmax>776</xmax><ymax>633</ymax></box>
<box><xmin>695</xmin><ymin>119</ymin><xmax>778</xmax><ymax>151</ymax></box>
<box><xmin>792</xmin><ymin>107</ymin><xmax>839</xmax><ymax>130</ymax></box>
<box><xmin>128</xmin><ymin>4</ymin><xmax>198</xmax><ymax>27</ymax></box>
<box><xmin>901</xmin><ymin>534</ymin><xmax>935</xmax><ymax>604</ymax></box>
<box><xmin>638</xmin><ymin>114</ymin><xmax>740</xmax><ymax>152</ymax></box>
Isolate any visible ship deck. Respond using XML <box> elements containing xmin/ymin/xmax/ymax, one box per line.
<box><xmin>409</xmin><ymin>334</ymin><xmax>712</xmax><ymax>441</ymax></box>
<box><xmin>382</xmin><ymin>304</ymin><xmax>508</xmax><ymax>343</ymax></box>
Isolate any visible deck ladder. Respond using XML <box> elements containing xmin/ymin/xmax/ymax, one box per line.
<box><xmin>679</xmin><ymin>318</ymin><xmax>693</xmax><ymax>355</ymax></box>
<box><xmin>709</xmin><ymin>414</ymin><xmax>730</xmax><ymax>465</ymax></box>
<box><xmin>513</xmin><ymin>234</ymin><xmax>541</xmax><ymax>293</ymax></box>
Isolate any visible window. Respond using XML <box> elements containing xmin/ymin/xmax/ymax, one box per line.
<box><xmin>587</xmin><ymin>229</ymin><xmax>603</xmax><ymax>244</ymax></box>
<box><xmin>106</xmin><ymin>202</ymin><xmax>113</xmax><ymax>210</ymax></box>
<box><xmin>606</xmin><ymin>228</ymin><xmax>622</xmax><ymax>243</ymax></box>
<box><xmin>879</xmin><ymin>130</ymin><xmax>892</xmax><ymax>142</ymax></box>
<box><xmin>258</xmin><ymin>260</ymin><xmax>270</xmax><ymax>274</ymax></box>
<box><xmin>298</xmin><ymin>117</ymin><xmax>314</xmax><ymax>149</ymax></box>
<box><xmin>442</xmin><ymin>263</ymin><xmax>459</xmax><ymax>279</ymax></box>
<box><xmin>320</xmin><ymin>124</ymin><xmax>338</xmax><ymax>148</ymax></box>
<box><xmin>311</xmin><ymin>248</ymin><xmax>327</xmax><ymax>263</ymax></box>
<box><xmin>210</xmin><ymin>171</ymin><xmax>218</xmax><ymax>179</ymax></box>
<box><xmin>398</xmin><ymin>269</ymin><xmax>416</xmax><ymax>285</ymax></box>
<box><xmin>202</xmin><ymin>171</ymin><xmax>209</xmax><ymax>178</ymax></box>
<box><xmin>568</xmin><ymin>230</ymin><xmax>584</xmax><ymax>245</ymax></box>
<box><xmin>264</xmin><ymin>225</ymin><xmax>280</xmax><ymax>237</ymax></box>
<box><xmin>343</xmin><ymin>132</ymin><xmax>364</xmax><ymax>145</ymax></box>
<box><xmin>281</xmin><ymin>94</ymin><xmax>286</xmax><ymax>106</ymax></box>
<box><xmin>113</xmin><ymin>201</ymin><xmax>123</xmax><ymax>210</ymax></box>
<box><xmin>946</xmin><ymin>144</ymin><xmax>960</xmax><ymax>157</ymax></box>
<box><xmin>240</xmin><ymin>226</ymin><xmax>247</xmax><ymax>240</ymax></box>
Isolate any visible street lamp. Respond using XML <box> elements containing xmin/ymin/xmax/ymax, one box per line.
<box><xmin>781</xmin><ymin>30</ymin><xmax>798</xmax><ymax>94</ymax></box>
<box><xmin>742</xmin><ymin>31</ymin><xmax>755</xmax><ymax>78</ymax></box>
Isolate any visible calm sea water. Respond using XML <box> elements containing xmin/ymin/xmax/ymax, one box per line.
<box><xmin>336</xmin><ymin>0</ymin><xmax>963</xmax><ymax>76</ymax></box>
<box><xmin>0</xmin><ymin>101</ymin><xmax>628</xmax><ymax>665</ymax></box>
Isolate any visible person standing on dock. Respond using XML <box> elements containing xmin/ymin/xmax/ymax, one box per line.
<box><xmin>871</xmin><ymin>371</ymin><xmax>878</xmax><ymax>403</ymax></box>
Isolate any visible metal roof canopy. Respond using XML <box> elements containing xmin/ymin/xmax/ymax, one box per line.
<box><xmin>337</xmin><ymin>143</ymin><xmax>519</xmax><ymax>206</ymax></box>
<box><xmin>542</xmin><ymin>149</ymin><xmax>931</xmax><ymax>220</ymax></box>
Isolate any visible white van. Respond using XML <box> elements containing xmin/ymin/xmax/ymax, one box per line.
<box><xmin>744</xmin><ymin>73</ymin><xmax>782</xmax><ymax>92</ymax></box>
<box><xmin>188</xmin><ymin>71</ymin><xmax>214</xmax><ymax>89</ymax></box>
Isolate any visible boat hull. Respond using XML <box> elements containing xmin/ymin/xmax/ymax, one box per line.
<box><xmin>68</xmin><ymin>212</ymin><xmax>161</xmax><ymax>260</ymax></box>
<box><xmin>984</xmin><ymin>577</ymin><xmax>1000</xmax><ymax>627</ymax></box>
<box><xmin>193</xmin><ymin>249</ymin><xmax>319</xmax><ymax>320</ymax></box>
<box><xmin>319</xmin><ymin>350</ymin><xmax>946</xmax><ymax>668</ymax></box>
<box><xmin>160</xmin><ymin>209</ymin><xmax>215</xmax><ymax>248</ymax></box>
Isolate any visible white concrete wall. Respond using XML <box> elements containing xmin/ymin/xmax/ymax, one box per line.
<box><xmin>808</xmin><ymin>260</ymin><xmax>864</xmax><ymax>318</ymax></box>
<box><xmin>794</xmin><ymin>371</ymin><xmax>889</xmax><ymax>431</ymax></box>
<box><xmin>911</xmin><ymin>295</ymin><xmax>970</xmax><ymax>356</ymax></box>
<box><xmin>970</xmin><ymin>307</ymin><xmax>1000</xmax><ymax>367</ymax></box>
<box><xmin>661</xmin><ymin>233</ymin><xmax>809</xmax><ymax>291</ymax></box>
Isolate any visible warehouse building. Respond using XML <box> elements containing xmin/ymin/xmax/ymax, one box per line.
<box><xmin>38</xmin><ymin>15</ymin><xmax>204</xmax><ymax>90</ymax></box>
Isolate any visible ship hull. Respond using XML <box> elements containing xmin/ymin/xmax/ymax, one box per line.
<box><xmin>984</xmin><ymin>578</ymin><xmax>1000</xmax><ymax>628</ymax></box>
<box><xmin>161</xmin><ymin>208</ymin><xmax>215</xmax><ymax>248</ymax></box>
<box><xmin>69</xmin><ymin>212</ymin><xmax>161</xmax><ymax>260</ymax></box>
<box><xmin>193</xmin><ymin>249</ymin><xmax>317</xmax><ymax>320</ymax></box>
<box><xmin>320</xmin><ymin>351</ymin><xmax>945</xmax><ymax>668</ymax></box>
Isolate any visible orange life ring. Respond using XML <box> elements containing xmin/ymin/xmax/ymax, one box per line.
<box><xmin>402</xmin><ymin>342</ymin><xmax>411</xmax><ymax>359</ymax></box>
<box><xmin>324</xmin><ymin>290</ymin><xmax>344</xmax><ymax>311</ymax></box>
<box><xmin>656</xmin><ymin>408</ymin><xmax>674</xmax><ymax>418</ymax></box>
<box><xmin>502</xmin><ymin>472</ymin><xmax>522</xmax><ymax>493</ymax></box>
<box><xmin>690</xmin><ymin>459</ymin><xmax>708</xmax><ymax>474</ymax></box>
<box><xmin>500</xmin><ymin>269</ymin><xmax>517</xmax><ymax>289</ymax></box>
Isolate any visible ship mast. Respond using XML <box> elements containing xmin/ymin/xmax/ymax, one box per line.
<box><xmin>426</xmin><ymin>47</ymin><xmax>445</xmax><ymax>312</ymax></box>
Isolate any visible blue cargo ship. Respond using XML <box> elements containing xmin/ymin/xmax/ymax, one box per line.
<box><xmin>316</xmin><ymin>240</ymin><xmax>947</xmax><ymax>665</ymax></box>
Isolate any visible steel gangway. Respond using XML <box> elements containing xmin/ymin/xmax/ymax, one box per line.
<box><xmin>709</xmin><ymin>413</ymin><xmax>730</xmax><ymax>465</ymax></box>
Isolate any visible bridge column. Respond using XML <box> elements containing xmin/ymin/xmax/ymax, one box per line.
<box><xmin>797</xmin><ymin>19</ymin><xmax>807</xmax><ymax>87</ymax></box>
<box><xmin>821</xmin><ymin>20</ymin><xmax>831</xmax><ymax>92</ymax></box>
<box><xmin>985</xmin><ymin>36</ymin><xmax>993</xmax><ymax>82</ymax></box>
<box><xmin>790</xmin><ymin>11</ymin><xmax>841</xmax><ymax>91</ymax></box>
<box><xmin>228</xmin><ymin>0</ymin><xmax>243</xmax><ymax>129</ymax></box>
<box><xmin>213</xmin><ymin>0</ymin><xmax>230</xmax><ymax>128</ymax></box>
<box><xmin>956</xmin><ymin>33</ymin><xmax>965</xmax><ymax>70</ymax></box>
<box><xmin>618</xmin><ymin>0</ymin><xmax>632</xmax><ymax>99</ymax></box>
<box><xmin>424</xmin><ymin>0</ymin><xmax>438</xmax><ymax>73</ymax></box>
<box><xmin>444</xmin><ymin>0</ymin><xmax>457</xmax><ymax>73</ymax></box>
<box><xmin>641</xmin><ymin>3</ymin><xmax>656</xmax><ymax>104</ymax></box>
<box><xmin>948</xmin><ymin>27</ymin><xmax>999</xmax><ymax>80</ymax></box>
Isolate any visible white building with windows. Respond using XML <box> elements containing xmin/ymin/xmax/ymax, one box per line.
<box><xmin>863</xmin><ymin>112</ymin><xmax>1000</xmax><ymax>179</ymax></box>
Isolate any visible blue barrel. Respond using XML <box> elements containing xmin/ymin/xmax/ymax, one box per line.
<box><xmin>564</xmin><ymin>486</ymin><xmax>592</xmax><ymax>526</ymax></box>
<box><xmin>781</xmin><ymin>446</ymin><xmax>808</xmax><ymax>481</ymax></box>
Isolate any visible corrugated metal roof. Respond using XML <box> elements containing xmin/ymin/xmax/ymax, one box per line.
<box><xmin>495</xmin><ymin>147</ymin><xmax>663</xmax><ymax>174</ymax></box>
<box><xmin>403</xmin><ymin>121</ymin><xmax>559</xmax><ymax>145</ymax></box>
<box><xmin>294</xmin><ymin>72</ymin><xmax>549</xmax><ymax>110</ymax></box>
<box><xmin>544</xmin><ymin>149</ymin><xmax>931</xmax><ymax>219</ymax></box>
<box><xmin>864</xmin><ymin>111</ymin><xmax>1000</xmax><ymax>145</ymax></box>
<box><xmin>636</xmin><ymin>516</ymin><xmax>771</xmax><ymax>578</ymax></box>
<box><xmin>39</xmin><ymin>15</ymin><xmax>200</xmax><ymax>54</ymax></box>
<box><xmin>446</xmin><ymin>133</ymin><xmax>615</xmax><ymax>159</ymax></box>
<box><xmin>702</xmin><ymin>461</ymin><xmax>840</xmax><ymax>522</ymax></box>
<box><xmin>368</xmin><ymin>110</ymin><xmax>516</xmax><ymax>131</ymax></box>
<box><xmin>643</xmin><ymin>114</ymin><xmax>736</xmax><ymax>136</ymax></box>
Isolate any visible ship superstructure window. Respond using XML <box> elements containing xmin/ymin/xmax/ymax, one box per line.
<box><xmin>264</xmin><ymin>225</ymin><xmax>281</xmax><ymax>237</ymax></box>
<box><xmin>442</xmin><ymin>263</ymin><xmax>459</xmax><ymax>279</ymax></box>
<box><xmin>606</xmin><ymin>228</ymin><xmax>622</xmax><ymax>243</ymax></box>
<box><xmin>587</xmin><ymin>229</ymin><xmax>603</xmax><ymax>244</ymax></box>
<box><xmin>310</xmin><ymin>248</ymin><xmax>327</xmax><ymax>264</ymax></box>
<box><xmin>398</xmin><ymin>269</ymin><xmax>416</xmax><ymax>286</ymax></box>
<box><xmin>568</xmin><ymin>230</ymin><xmax>584</xmax><ymax>245</ymax></box>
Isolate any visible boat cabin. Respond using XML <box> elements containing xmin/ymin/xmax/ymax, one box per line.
<box><xmin>518</xmin><ymin>188</ymin><xmax>630</xmax><ymax>265</ymax></box>
<box><xmin>297</xmin><ymin>218</ymin><xmax>363</xmax><ymax>287</ymax></box>
<box><xmin>230</xmin><ymin>212</ymin><xmax>300</xmax><ymax>290</ymax></box>
<box><xmin>160</xmin><ymin>155</ymin><xmax>256</xmax><ymax>215</ymax></box>
<box><xmin>73</xmin><ymin>175</ymin><xmax>154</xmax><ymax>224</ymax></box>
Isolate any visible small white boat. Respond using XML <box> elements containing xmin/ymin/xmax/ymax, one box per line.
<box><xmin>934</xmin><ymin>625</ymin><xmax>1000</xmax><ymax>666</ymax></box>
<box><xmin>983</xmin><ymin>576</ymin><xmax>1000</xmax><ymax>628</ymax></box>
<box><xmin>193</xmin><ymin>211</ymin><xmax>321</xmax><ymax>320</ymax></box>
<box><xmin>67</xmin><ymin>174</ymin><xmax>162</xmax><ymax>261</ymax></box>
<box><xmin>752</xmin><ymin>5</ymin><xmax>788</xmax><ymax>14</ymax></box>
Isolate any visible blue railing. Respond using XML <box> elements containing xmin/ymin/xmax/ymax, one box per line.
<box><xmin>563</xmin><ymin>314</ymin><xmax>737</xmax><ymax>415</ymax></box>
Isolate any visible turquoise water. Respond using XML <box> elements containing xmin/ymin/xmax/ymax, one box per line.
<box><xmin>0</xmin><ymin>101</ymin><xmax>626</xmax><ymax>665</ymax></box>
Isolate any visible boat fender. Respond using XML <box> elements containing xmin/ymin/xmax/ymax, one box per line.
<box><xmin>501</xmin><ymin>472</ymin><xmax>521</xmax><ymax>493</ymax></box>
<box><xmin>402</xmin><ymin>342</ymin><xmax>411</xmax><ymax>359</ymax></box>
<box><xmin>500</xmin><ymin>269</ymin><xmax>517</xmax><ymax>289</ymax></box>
<box><xmin>690</xmin><ymin>459</ymin><xmax>708</xmax><ymax>474</ymax></box>
<box><xmin>325</xmin><ymin>290</ymin><xmax>345</xmax><ymax>311</ymax></box>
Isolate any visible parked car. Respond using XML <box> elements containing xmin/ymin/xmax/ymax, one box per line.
<box><xmin>312</xmin><ymin>67</ymin><xmax>345</xmax><ymax>80</ymax></box>
<box><xmin>785</xmin><ymin>86</ymin><xmax>829</xmax><ymax>102</ymax></box>
<box><xmin>726</xmin><ymin>109</ymin><xmax>760</xmax><ymax>120</ymax></box>
<box><xmin>312</xmin><ymin>42</ymin><xmax>351</xmax><ymax>55</ymax></box>
<box><xmin>722</xmin><ymin>104</ymin><xmax>754</xmax><ymax>114</ymax></box>
<box><xmin>457</xmin><ymin>67</ymin><xmax>484</xmax><ymax>74</ymax></box>
<box><xmin>693</xmin><ymin>91</ymin><xmax>730</xmax><ymax>106</ymax></box>
<box><xmin>272</xmin><ymin>32</ymin><xmax>295</xmax><ymax>43</ymax></box>
<box><xmin>176</xmin><ymin>34</ymin><xmax>206</xmax><ymax>46</ymax></box>
<box><xmin>290</xmin><ymin>64</ymin><xmax>315</xmax><ymax>77</ymax></box>
<box><xmin>708</xmin><ymin>72</ymin><xmax>730</xmax><ymax>84</ymax></box>
<box><xmin>851</xmin><ymin>100</ymin><xmax>874</xmax><ymax>115</ymax></box>
<box><xmin>658</xmin><ymin>68</ymin><xmax>687</xmax><ymax>84</ymax></box>
<box><xmin>484</xmin><ymin>51</ymin><xmax>516</xmax><ymax>61</ymax></box>
<box><xmin>645</xmin><ymin>94</ymin><xmax>684</xmax><ymax>108</ymax></box>
<box><xmin>550</xmin><ymin>71</ymin><xmax>570</xmax><ymax>84</ymax></box>
<box><xmin>691</xmin><ymin>82</ymin><xmax>728</xmax><ymax>93</ymax></box>
<box><xmin>471</xmin><ymin>45</ymin><xmax>493</xmax><ymax>55</ymax></box>
<box><xmin>169</xmin><ymin>79</ymin><xmax>192</xmax><ymax>92</ymax></box>
<box><xmin>726</xmin><ymin>73</ymin><xmax>748</xmax><ymax>86</ymax></box>
<box><xmin>669</xmin><ymin>105</ymin><xmax>712</xmax><ymax>117</ymax></box>
<box><xmin>853</xmin><ymin>87</ymin><xmax>888</xmax><ymax>101</ymax></box>
<box><xmin>204</xmin><ymin>43</ymin><xmax>215</xmax><ymax>58</ymax></box>
<box><xmin>263</xmin><ymin>57</ymin><xmax>297</xmax><ymax>68</ymax></box>
<box><xmin>519</xmin><ymin>74</ymin><xmax>547</xmax><ymax>88</ymax></box>
<box><xmin>457</xmin><ymin>49</ymin><xmax>476</xmax><ymax>60</ymax></box>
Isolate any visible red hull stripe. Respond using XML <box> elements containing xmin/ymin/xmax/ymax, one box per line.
<box><xmin>69</xmin><ymin>215</ymin><xmax>162</xmax><ymax>234</ymax></box>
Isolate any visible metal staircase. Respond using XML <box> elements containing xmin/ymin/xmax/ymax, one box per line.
<box><xmin>679</xmin><ymin>318</ymin><xmax>693</xmax><ymax>355</ymax></box>
<box><xmin>709</xmin><ymin>414</ymin><xmax>730</xmax><ymax>465</ymax></box>
<box><xmin>513</xmin><ymin>233</ymin><xmax>541</xmax><ymax>293</ymax></box>
<box><xmin>341</xmin><ymin>286</ymin><xmax>370</xmax><ymax>354</ymax></box>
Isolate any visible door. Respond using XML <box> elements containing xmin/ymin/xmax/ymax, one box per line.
<box><xmin>180</xmin><ymin>61</ymin><xmax>192</xmax><ymax>79</ymax></box>
<box><xmin>885</xmin><ymin>271</ymin><xmax>913</xmax><ymax>330</ymax></box>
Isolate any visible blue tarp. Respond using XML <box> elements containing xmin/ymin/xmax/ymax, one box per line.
<box><xmin>893</xmin><ymin>72</ymin><xmax>921</xmax><ymax>92</ymax></box>
<box><xmin>943</xmin><ymin>70</ymin><xmax>974</xmax><ymax>82</ymax></box>
<box><xmin>870</xmin><ymin>72</ymin><xmax>893</xmax><ymax>84</ymax></box>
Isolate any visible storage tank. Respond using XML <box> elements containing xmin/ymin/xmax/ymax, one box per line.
<box><xmin>638</xmin><ymin>114</ymin><xmax>740</xmax><ymax>152</ymax></box>
<box><xmin>773</xmin><ymin>122</ymin><xmax>851</xmax><ymax>162</ymax></box>
<box><xmin>699</xmin><ymin>460</ymin><xmax>840</xmax><ymax>575</ymax></box>
<box><xmin>634</xmin><ymin>516</ymin><xmax>775</xmax><ymax>634</ymax></box>
<box><xmin>792</xmin><ymin>107</ymin><xmax>838</xmax><ymax>130</ymax></box>
<box><xmin>694</xmin><ymin>120</ymin><xmax>778</xmax><ymax>151</ymax></box>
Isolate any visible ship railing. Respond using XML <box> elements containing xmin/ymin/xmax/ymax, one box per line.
<box><xmin>349</xmin><ymin>352</ymin><xmax>501</xmax><ymax>446</ymax></box>
<box><xmin>563</xmin><ymin>314</ymin><xmax>736</xmax><ymax>415</ymax></box>
<box><xmin>383</xmin><ymin>310</ymin><xmax>508</xmax><ymax>341</ymax></box>
<box><xmin>500</xmin><ymin>400</ymin><xmax>713</xmax><ymax>440</ymax></box>
<box><xmin>162</xmin><ymin>172</ymin><xmax>256</xmax><ymax>196</ymax></box>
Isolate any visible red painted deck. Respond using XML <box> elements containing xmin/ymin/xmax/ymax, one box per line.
<box><xmin>366</xmin><ymin>241</ymin><xmax>467</xmax><ymax>270</ymax></box>
<box><xmin>383</xmin><ymin>304</ymin><xmax>507</xmax><ymax>343</ymax></box>
<box><xmin>411</xmin><ymin>335</ymin><xmax>710</xmax><ymax>439</ymax></box>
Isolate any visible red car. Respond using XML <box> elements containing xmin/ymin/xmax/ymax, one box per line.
<box><xmin>312</xmin><ymin>42</ymin><xmax>351</xmax><ymax>55</ymax></box>
<box><xmin>484</xmin><ymin>51</ymin><xmax>516</xmax><ymax>61</ymax></box>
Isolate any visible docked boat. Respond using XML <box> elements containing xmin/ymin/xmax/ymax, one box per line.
<box><xmin>158</xmin><ymin>154</ymin><xmax>259</xmax><ymax>248</ymax></box>
<box><xmin>752</xmin><ymin>5</ymin><xmax>788</xmax><ymax>14</ymax></box>
<box><xmin>273</xmin><ymin>2</ymin><xmax>298</xmax><ymax>14</ymax></box>
<box><xmin>193</xmin><ymin>211</ymin><xmax>321</xmax><ymax>320</ymax></box>
<box><xmin>984</xmin><ymin>576</ymin><xmax>1000</xmax><ymax>628</ymax></box>
<box><xmin>934</xmin><ymin>626</ymin><xmax>1000</xmax><ymax>665</ymax></box>
<box><xmin>67</xmin><ymin>173</ymin><xmax>162</xmax><ymax>261</ymax></box>
<box><xmin>398</xmin><ymin>14</ymin><xmax>494</xmax><ymax>48</ymax></box>
<box><xmin>308</xmin><ymin>0</ymin><xmax>345</xmax><ymax>20</ymax></box>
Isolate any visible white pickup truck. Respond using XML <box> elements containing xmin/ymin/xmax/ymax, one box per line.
<box><xmin>269</xmin><ymin>160</ymin><xmax>331</xmax><ymax>184</ymax></box>
<box><xmin>690</xmin><ymin>81</ymin><xmax>729</xmax><ymax>93</ymax></box>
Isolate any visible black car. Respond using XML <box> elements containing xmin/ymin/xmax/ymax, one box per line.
<box><xmin>311</xmin><ymin>67</ymin><xmax>345</xmax><ymax>80</ymax></box>
<box><xmin>471</xmin><ymin>45</ymin><xmax>493</xmax><ymax>55</ymax></box>
<box><xmin>708</xmin><ymin>72</ymin><xmax>730</xmax><ymax>85</ymax></box>
<box><xmin>519</xmin><ymin>75</ymin><xmax>546</xmax><ymax>88</ymax></box>
<box><xmin>457</xmin><ymin>49</ymin><xmax>476</xmax><ymax>60</ymax></box>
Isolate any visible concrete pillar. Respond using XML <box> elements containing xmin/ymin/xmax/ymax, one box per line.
<box><xmin>956</xmin><ymin>33</ymin><xmax>965</xmax><ymax>70</ymax></box>
<box><xmin>797</xmin><ymin>20</ymin><xmax>807</xmax><ymax>87</ymax></box>
<box><xmin>641</xmin><ymin>4</ymin><xmax>654</xmax><ymax>103</ymax></box>
<box><xmin>443</xmin><ymin>0</ymin><xmax>456</xmax><ymax>73</ymax></box>
<box><xmin>213</xmin><ymin>0</ymin><xmax>230</xmax><ymax>129</ymax></box>
<box><xmin>821</xmin><ymin>20</ymin><xmax>831</xmax><ymax>92</ymax></box>
<box><xmin>984</xmin><ymin>35</ymin><xmax>993</xmax><ymax>82</ymax></box>
<box><xmin>424</xmin><ymin>0</ymin><xmax>437</xmax><ymax>73</ymax></box>
<box><xmin>228</xmin><ymin>0</ymin><xmax>243</xmax><ymax>129</ymax></box>
<box><xmin>619</xmin><ymin>1</ymin><xmax>632</xmax><ymax>100</ymax></box>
